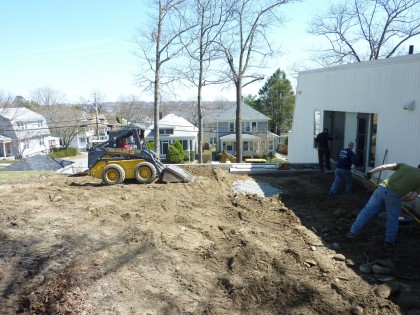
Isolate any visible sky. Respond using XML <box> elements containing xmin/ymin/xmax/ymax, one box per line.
<box><xmin>1</xmin><ymin>0</ymin><xmax>418</xmax><ymax>104</ymax></box>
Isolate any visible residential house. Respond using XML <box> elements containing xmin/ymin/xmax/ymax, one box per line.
<box><xmin>215</xmin><ymin>103</ymin><xmax>280</xmax><ymax>158</ymax></box>
<box><xmin>69</xmin><ymin>112</ymin><xmax>110</xmax><ymax>151</ymax></box>
<box><xmin>0</xmin><ymin>107</ymin><xmax>51</xmax><ymax>158</ymax></box>
<box><xmin>288</xmin><ymin>53</ymin><xmax>420</xmax><ymax>178</ymax></box>
<box><xmin>145</xmin><ymin>114</ymin><xmax>198</xmax><ymax>160</ymax></box>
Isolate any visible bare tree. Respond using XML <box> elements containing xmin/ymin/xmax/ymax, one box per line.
<box><xmin>217</xmin><ymin>0</ymin><xmax>296</xmax><ymax>162</ymax></box>
<box><xmin>133</xmin><ymin>0</ymin><xmax>196</xmax><ymax>156</ymax></box>
<box><xmin>309</xmin><ymin>0</ymin><xmax>420</xmax><ymax>66</ymax></box>
<box><xmin>37</xmin><ymin>105</ymin><xmax>85</xmax><ymax>149</ymax></box>
<box><xmin>31</xmin><ymin>87</ymin><xmax>65</xmax><ymax>106</ymax></box>
<box><xmin>0</xmin><ymin>90</ymin><xmax>14</xmax><ymax>108</ymax></box>
<box><xmin>178</xmin><ymin>0</ymin><xmax>229</xmax><ymax>163</ymax></box>
<box><xmin>116</xmin><ymin>94</ymin><xmax>140</xmax><ymax>125</ymax></box>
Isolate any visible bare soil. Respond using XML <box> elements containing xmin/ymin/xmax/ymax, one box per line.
<box><xmin>1</xmin><ymin>166</ymin><xmax>420</xmax><ymax>314</ymax></box>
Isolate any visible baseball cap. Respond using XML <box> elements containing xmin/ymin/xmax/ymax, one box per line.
<box><xmin>348</xmin><ymin>141</ymin><xmax>354</xmax><ymax>146</ymax></box>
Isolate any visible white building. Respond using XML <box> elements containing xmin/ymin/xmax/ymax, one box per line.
<box><xmin>288</xmin><ymin>53</ymin><xmax>420</xmax><ymax>180</ymax></box>
<box><xmin>0</xmin><ymin>107</ymin><xmax>51</xmax><ymax>158</ymax></box>
<box><xmin>145</xmin><ymin>114</ymin><xmax>198</xmax><ymax>160</ymax></box>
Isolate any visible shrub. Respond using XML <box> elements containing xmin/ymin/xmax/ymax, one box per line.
<box><xmin>166</xmin><ymin>142</ymin><xmax>184</xmax><ymax>163</ymax></box>
<box><xmin>146</xmin><ymin>141</ymin><xmax>154</xmax><ymax>150</ymax></box>
<box><xmin>48</xmin><ymin>148</ymin><xmax>79</xmax><ymax>158</ymax></box>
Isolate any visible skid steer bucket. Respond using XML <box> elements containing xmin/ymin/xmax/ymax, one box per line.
<box><xmin>162</xmin><ymin>165</ymin><xmax>195</xmax><ymax>183</ymax></box>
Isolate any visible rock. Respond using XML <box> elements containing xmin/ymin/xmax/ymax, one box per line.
<box><xmin>350</xmin><ymin>305</ymin><xmax>364</xmax><ymax>314</ymax></box>
<box><xmin>374</xmin><ymin>259</ymin><xmax>395</xmax><ymax>273</ymax></box>
<box><xmin>359</xmin><ymin>263</ymin><xmax>373</xmax><ymax>273</ymax></box>
<box><xmin>374</xmin><ymin>274</ymin><xmax>395</xmax><ymax>282</ymax></box>
<box><xmin>372</xmin><ymin>264</ymin><xmax>393</xmax><ymax>275</ymax></box>
<box><xmin>375</xmin><ymin>281</ymin><xmax>400</xmax><ymax>299</ymax></box>
<box><xmin>332</xmin><ymin>254</ymin><xmax>346</xmax><ymax>261</ymax></box>
<box><xmin>345</xmin><ymin>258</ymin><xmax>355</xmax><ymax>266</ymax></box>
<box><xmin>304</xmin><ymin>259</ymin><xmax>318</xmax><ymax>267</ymax></box>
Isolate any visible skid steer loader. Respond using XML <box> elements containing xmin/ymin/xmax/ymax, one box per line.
<box><xmin>87</xmin><ymin>128</ymin><xmax>195</xmax><ymax>185</ymax></box>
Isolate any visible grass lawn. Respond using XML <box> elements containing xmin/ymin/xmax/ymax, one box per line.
<box><xmin>0</xmin><ymin>171</ymin><xmax>54</xmax><ymax>181</ymax></box>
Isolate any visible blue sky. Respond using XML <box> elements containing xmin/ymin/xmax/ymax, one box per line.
<box><xmin>1</xmin><ymin>1</ymin><xmax>418</xmax><ymax>104</ymax></box>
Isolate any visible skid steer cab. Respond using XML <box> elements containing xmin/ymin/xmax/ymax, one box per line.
<box><xmin>87</xmin><ymin>128</ymin><xmax>195</xmax><ymax>185</ymax></box>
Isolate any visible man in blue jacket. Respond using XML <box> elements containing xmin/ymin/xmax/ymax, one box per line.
<box><xmin>329</xmin><ymin>141</ymin><xmax>362</xmax><ymax>196</ymax></box>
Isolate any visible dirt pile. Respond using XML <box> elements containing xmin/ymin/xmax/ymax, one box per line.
<box><xmin>0</xmin><ymin>166</ymin><xmax>418</xmax><ymax>314</ymax></box>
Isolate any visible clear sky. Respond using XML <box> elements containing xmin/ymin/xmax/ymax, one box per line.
<box><xmin>1</xmin><ymin>0</ymin><xmax>418</xmax><ymax>104</ymax></box>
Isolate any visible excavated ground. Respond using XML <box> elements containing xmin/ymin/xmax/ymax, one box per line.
<box><xmin>1</xmin><ymin>165</ymin><xmax>419</xmax><ymax>314</ymax></box>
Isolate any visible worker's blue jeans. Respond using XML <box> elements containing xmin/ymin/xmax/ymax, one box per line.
<box><xmin>350</xmin><ymin>185</ymin><xmax>402</xmax><ymax>244</ymax></box>
<box><xmin>329</xmin><ymin>168</ymin><xmax>353</xmax><ymax>195</ymax></box>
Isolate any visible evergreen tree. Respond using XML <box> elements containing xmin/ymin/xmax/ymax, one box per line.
<box><xmin>246</xmin><ymin>69</ymin><xmax>295</xmax><ymax>134</ymax></box>
<box><xmin>166</xmin><ymin>140</ymin><xmax>186</xmax><ymax>163</ymax></box>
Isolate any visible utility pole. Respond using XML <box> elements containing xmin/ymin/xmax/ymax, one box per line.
<box><xmin>94</xmin><ymin>94</ymin><xmax>99</xmax><ymax>140</ymax></box>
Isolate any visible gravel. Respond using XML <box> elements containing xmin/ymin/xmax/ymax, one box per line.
<box><xmin>232</xmin><ymin>180</ymin><xmax>285</xmax><ymax>197</ymax></box>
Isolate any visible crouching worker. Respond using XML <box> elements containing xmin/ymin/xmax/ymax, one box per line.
<box><xmin>347</xmin><ymin>163</ymin><xmax>420</xmax><ymax>251</ymax></box>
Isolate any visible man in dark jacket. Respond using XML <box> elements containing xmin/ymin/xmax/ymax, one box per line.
<box><xmin>315</xmin><ymin>128</ymin><xmax>333</xmax><ymax>171</ymax></box>
<box><xmin>329</xmin><ymin>141</ymin><xmax>362</xmax><ymax>195</ymax></box>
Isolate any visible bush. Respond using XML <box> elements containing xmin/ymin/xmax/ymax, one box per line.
<box><xmin>146</xmin><ymin>141</ymin><xmax>154</xmax><ymax>150</ymax></box>
<box><xmin>166</xmin><ymin>142</ymin><xmax>185</xmax><ymax>163</ymax></box>
<box><xmin>48</xmin><ymin>148</ymin><xmax>79</xmax><ymax>158</ymax></box>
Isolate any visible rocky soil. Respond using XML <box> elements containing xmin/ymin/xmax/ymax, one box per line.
<box><xmin>1</xmin><ymin>166</ymin><xmax>419</xmax><ymax>314</ymax></box>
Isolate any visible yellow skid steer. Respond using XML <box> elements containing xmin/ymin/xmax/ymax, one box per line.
<box><xmin>87</xmin><ymin>129</ymin><xmax>195</xmax><ymax>185</ymax></box>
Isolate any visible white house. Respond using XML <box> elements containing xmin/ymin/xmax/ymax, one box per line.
<box><xmin>215</xmin><ymin>103</ymin><xmax>280</xmax><ymax>158</ymax></box>
<box><xmin>0</xmin><ymin>107</ymin><xmax>51</xmax><ymax>158</ymax></box>
<box><xmin>288</xmin><ymin>53</ymin><xmax>420</xmax><ymax>180</ymax></box>
<box><xmin>145</xmin><ymin>114</ymin><xmax>198</xmax><ymax>160</ymax></box>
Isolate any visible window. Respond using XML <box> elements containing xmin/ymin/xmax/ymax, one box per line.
<box><xmin>181</xmin><ymin>140</ymin><xmax>189</xmax><ymax>151</ymax></box>
<box><xmin>243</xmin><ymin>122</ymin><xmax>251</xmax><ymax>132</ymax></box>
<box><xmin>159</xmin><ymin>128</ymin><xmax>174</xmax><ymax>135</ymax></box>
<box><xmin>244</xmin><ymin>142</ymin><xmax>249</xmax><ymax>150</ymax></box>
<box><xmin>0</xmin><ymin>128</ymin><xmax>4</xmax><ymax>134</ymax></box>
<box><xmin>229</xmin><ymin>123</ymin><xmax>235</xmax><ymax>132</ymax></box>
<box><xmin>39</xmin><ymin>138</ymin><xmax>45</xmax><ymax>146</ymax></box>
<box><xmin>38</xmin><ymin>121</ymin><xmax>43</xmax><ymax>127</ymax></box>
<box><xmin>252</xmin><ymin>122</ymin><xmax>257</xmax><ymax>132</ymax></box>
<box><xmin>80</xmin><ymin>137</ymin><xmax>86</xmax><ymax>144</ymax></box>
<box><xmin>314</xmin><ymin>110</ymin><xmax>321</xmax><ymax>137</ymax></box>
<box><xmin>313</xmin><ymin>110</ymin><xmax>321</xmax><ymax>148</ymax></box>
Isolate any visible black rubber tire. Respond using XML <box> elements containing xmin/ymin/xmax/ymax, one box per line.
<box><xmin>134</xmin><ymin>162</ymin><xmax>157</xmax><ymax>184</ymax></box>
<box><xmin>102</xmin><ymin>164</ymin><xmax>126</xmax><ymax>185</ymax></box>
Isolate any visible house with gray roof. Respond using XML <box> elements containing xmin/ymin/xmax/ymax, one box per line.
<box><xmin>0</xmin><ymin>107</ymin><xmax>51</xmax><ymax>158</ymax></box>
<box><xmin>215</xmin><ymin>103</ymin><xmax>280</xmax><ymax>158</ymax></box>
<box><xmin>145</xmin><ymin>114</ymin><xmax>198</xmax><ymax>160</ymax></box>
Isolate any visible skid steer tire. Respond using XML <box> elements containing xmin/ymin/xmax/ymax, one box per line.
<box><xmin>134</xmin><ymin>162</ymin><xmax>157</xmax><ymax>184</ymax></box>
<box><xmin>102</xmin><ymin>164</ymin><xmax>126</xmax><ymax>185</ymax></box>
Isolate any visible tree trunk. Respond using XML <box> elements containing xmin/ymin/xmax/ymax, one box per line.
<box><xmin>235</xmin><ymin>79</ymin><xmax>242</xmax><ymax>163</ymax></box>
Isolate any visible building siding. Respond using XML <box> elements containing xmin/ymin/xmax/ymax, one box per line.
<box><xmin>289</xmin><ymin>53</ymin><xmax>420</xmax><ymax>179</ymax></box>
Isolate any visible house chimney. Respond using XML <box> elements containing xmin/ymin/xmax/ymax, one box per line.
<box><xmin>409</xmin><ymin>45</ymin><xmax>414</xmax><ymax>55</ymax></box>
